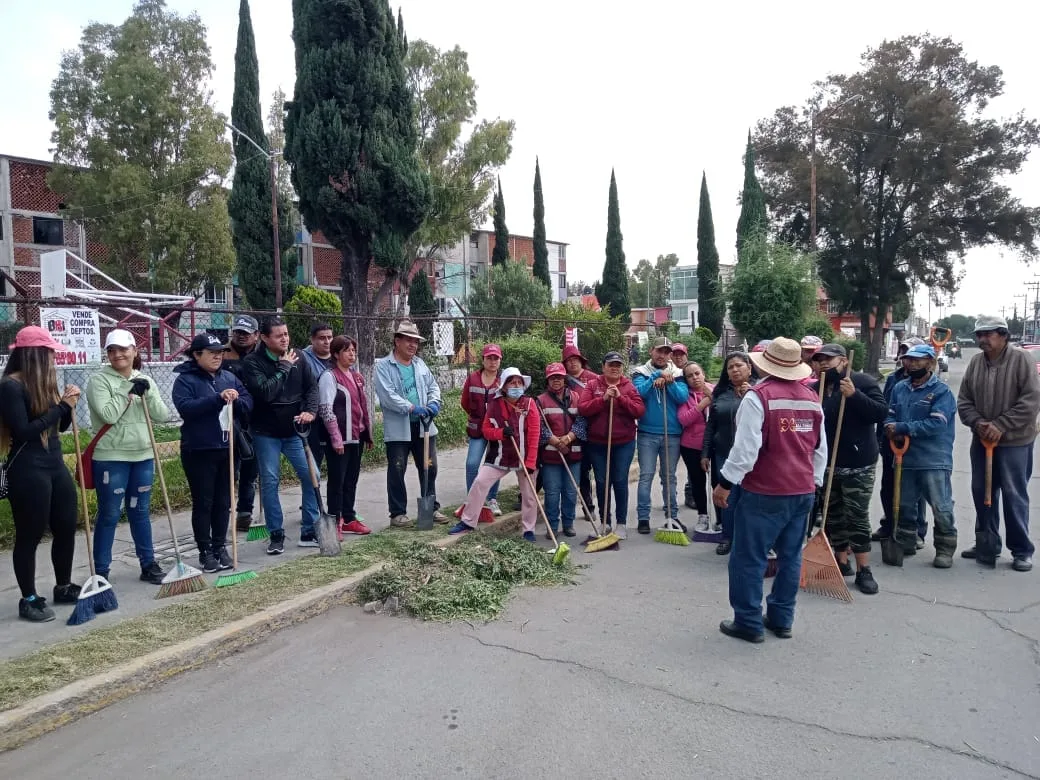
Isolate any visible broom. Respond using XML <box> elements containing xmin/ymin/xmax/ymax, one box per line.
<box><xmin>216</xmin><ymin>402</ymin><xmax>257</xmax><ymax>587</ymax></box>
<box><xmin>799</xmin><ymin>356</ymin><xmax>854</xmax><ymax>603</ymax></box>
<box><xmin>246</xmin><ymin>476</ymin><xmax>269</xmax><ymax>541</ymax></box>
<box><xmin>510</xmin><ymin>437</ymin><xmax>569</xmax><ymax>565</ymax></box>
<box><xmin>143</xmin><ymin>400</ymin><xmax>207</xmax><ymax>598</ymax></box>
<box><xmin>67</xmin><ymin>413</ymin><xmax>119</xmax><ymax>625</ymax></box>
<box><xmin>654</xmin><ymin>387</ymin><xmax>689</xmax><ymax>546</ymax></box>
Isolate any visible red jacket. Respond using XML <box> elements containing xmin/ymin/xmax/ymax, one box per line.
<box><xmin>577</xmin><ymin>375</ymin><xmax>644</xmax><ymax>445</ymax></box>
<box><xmin>460</xmin><ymin>369</ymin><xmax>500</xmax><ymax>438</ymax></box>
<box><xmin>481</xmin><ymin>395</ymin><xmax>541</xmax><ymax>471</ymax></box>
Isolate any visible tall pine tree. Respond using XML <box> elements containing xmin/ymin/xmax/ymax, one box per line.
<box><xmin>595</xmin><ymin>169</ymin><xmax>630</xmax><ymax>320</ymax></box>
<box><xmin>491</xmin><ymin>177</ymin><xmax>510</xmax><ymax>266</ymax></box>
<box><xmin>285</xmin><ymin>0</ymin><xmax>430</xmax><ymax>366</ymax></box>
<box><xmin>531</xmin><ymin>157</ymin><xmax>551</xmax><ymax>289</ymax></box>
<box><xmin>407</xmin><ymin>265</ymin><xmax>437</xmax><ymax>343</ymax></box>
<box><xmin>696</xmin><ymin>172</ymin><xmax>724</xmax><ymax>337</ymax></box>
<box><xmin>228</xmin><ymin>0</ymin><xmax>296</xmax><ymax>310</ymax></box>
<box><xmin>736</xmin><ymin>130</ymin><xmax>767</xmax><ymax>261</ymax></box>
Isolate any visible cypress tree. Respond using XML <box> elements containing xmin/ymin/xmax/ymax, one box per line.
<box><xmin>595</xmin><ymin>169</ymin><xmax>630</xmax><ymax>320</ymax></box>
<box><xmin>736</xmin><ymin>130</ymin><xmax>768</xmax><ymax>261</ymax></box>
<box><xmin>228</xmin><ymin>0</ymin><xmax>296</xmax><ymax>310</ymax></box>
<box><xmin>696</xmin><ymin>172</ymin><xmax>724</xmax><ymax>337</ymax></box>
<box><xmin>491</xmin><ymin>177</ymin><xmax>510</xmax><ymax>266</ymax></box>
<box><xmin>531</xmin><ymin>157</ymin><xmax>551</xmax><ymax>290</ymax></box>
<box><xmin>407</xmin><ymin>265</ymin><xmax>437</xmax><ymax>342</ymax></box>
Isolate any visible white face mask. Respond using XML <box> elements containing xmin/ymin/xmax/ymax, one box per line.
<box><xmin>218</xmin><ymin>403</ymin><xmax>233</xmax><ymax>443</ymax></box>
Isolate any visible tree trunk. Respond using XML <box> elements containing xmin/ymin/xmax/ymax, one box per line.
<box><xmin>340</xmin><ymin>244</ymin><xmax>378</xmax><ymax>419</ymax></box>
<box><xmin>867</xmin><ymin>312</ymin><xmax>887</xmax><ymax>377</ymax></box>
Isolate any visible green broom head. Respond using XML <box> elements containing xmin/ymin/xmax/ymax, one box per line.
<box><xmin>654</xmin><ymin>520</ymin><xmax>690</xmax><ymax>546</ymax></box>
<box><xmin>67</xmin><ymin>574</ymin><xmax>119</xmax><ymax>626</ymax></box>
<box><xmin>156</xmin><ymin>560</ymin><xmax>208</xmax><ymax>599</ymax></box>
<box><xmin>246</xmin><ymin>524</ymin><xmax>270</xmax><ymax>542</ymax></box>
<box><xmin>551</xmin><ymin>542</ymin><xmax>571</xmax><ymax>565</ymax></box>
<box><xmin>215</xmin><ymin>569</ymin><xmax>259</xmax><ymax>588</ymax></box>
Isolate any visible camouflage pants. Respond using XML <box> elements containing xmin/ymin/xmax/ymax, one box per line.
<box><xmin>825</xmin><ymin>465</ymin><xmax>876</xmax><ymax>554</ymax></box>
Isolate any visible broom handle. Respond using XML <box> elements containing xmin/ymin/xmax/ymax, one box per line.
<box><xmin>604</xmin><ymin>396</ymin><xmax>614</xmax><ymax>536</ymax></box>
<box><xmin>819</xmin><ymin>353</ymin><xmax>853</xmax><ymax>529</ymax></box>
<box><xmin>228</xmin><ymin>401</ymin><xmax>237</xmax><ymax>568</ymax></box>
<box><xmin>535</xmin><ymin>402</ymin><xmax>597</xmax><ymax>533</ymax></box>
<box><xmin>661</xmin><ymin>387</ymin><xmax>671</xmax><ymax>522</ymax></box>
<box><xmin>510</xmin><ymin>435</ymin><xmax>559</xmax><ymax>548</ymax></box>
<box><xmin>984</xmin><ymin>440</ymin><xmax>995</xmax><ymax>506</ymax></box>
<box><xmin>142</xmin><ymin>396</ymin><xmax>183</xmax><ymax>563</ymax></box>
<box><xmin>70</xmin><ymin>412</ymin><xmax>98</xmax><ymax>578</ymax></box>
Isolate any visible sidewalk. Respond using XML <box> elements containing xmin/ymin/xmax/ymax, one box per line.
<box><xmin>0</xmin><ymin>446</ymin><xmax>473</xmax><ymax>662</ymax></box>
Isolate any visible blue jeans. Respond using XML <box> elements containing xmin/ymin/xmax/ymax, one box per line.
<box><xmin>711</xmin><ymin>457</ymin><xmax>737</xmax><ymax>541</ymax></box>
<box><xmin>541</xmin><ymin>461</ymin><xmax>580</xmax><ymax>531</ymax></box>
<box><xmin>728</xmin><ymin>488</ymin><xmax>814</xmax><ymax>633</ymax></box>
<box><xmin>878</xmin><ymin>451</ymin><xmax>927</xmax><ymax>538</ymax></box>
<box><xmin>970</xmin><ymin>440</ymin><xmax>1034</xmax><ymax>558</ymax></box>
<box><xmin>897</xmin><ymin>468</ymin><xmax>957</xmax><ymax>554</ymax></box>
<box><xmin>586</xmin><ymin>440</ymin><xmax>636</xmax><ymax>525</ymax></box>
<box><xmin>92</xmin><ymin>459</ymin><xmax>156</xmax><ymax>575</ymax></box>
<box><xmin>465</xmin><ymin>437</ymin><xmax>499</xmax><ymax>500</ymax></box>
<box><xmin>636</xmin><ymin>431</ymin><xmax>681</xmax><ymax>523</ymax></box>
<box><xmin>255</xmin><ymin>434</ymin><xmax>318</xmax><ymax>535</ymax></box>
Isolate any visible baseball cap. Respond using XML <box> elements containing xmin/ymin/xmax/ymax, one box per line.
<box><xmin>8</xmin><ymin>325</ymin><xmax>73</xmax><ymax>353</ymax></box>
<box><xmin>232</xmin><ymin>315</ymin><xmax>259</xmax><ymax>334</ymax></box>
<box><xmin>670</xmin><ymin>342</ymin><xmax>688</xmax><ymax>355</ymax></box>
<box><xmin>905</xmin><ymin>344</ymin><xmax>936</xmax><ymax>359</ymax></box>
<box><xmin>800</xmin><ymin>335</ymin><xmax>823</xmax><ymax>348</ymax></box>
<box><xmin>651</xmin><ymin>336</ymin><xmax>672</xmax><ymax>350</ymax></box>
<box><xmin>545</xmin><ymin>362</ymin><xmax>567</xmax><ymax>378</ymax></box>
<box><xmin>974</xmin><ymin>315</ymin><xmax>1009</xmax><ymax>334</ymax></box>
<box><xmin>603</xmin><ymin>351</ymin><xmax>624</xmax><ymax>365</ymax></box>
<box><xmin>482</xmin><ymin>344</ymin><xmax>502</xmax><ymax>358</ymax></box>
<box><xmin>104</xmin><ymin>329</ymin><xmax>136</xmax><ymax>349</ymax></box>
<box><xmin>190</xmin><ymin>333</ymin><xmax>225</xmax><ymax>353</ymax></box>
<box><xmin>812</xmin><ymin>343</ymin><xmax>847</xmax><ymax>359</ymax></box>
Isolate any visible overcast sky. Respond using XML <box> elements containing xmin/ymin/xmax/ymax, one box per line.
<box><xmin>2</xmin><ymin>0</ymin><xmax>1038</xmax><ymax>321</ymax></box>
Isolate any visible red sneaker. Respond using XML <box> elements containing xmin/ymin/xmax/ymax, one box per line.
<box><xmin>340</xmin><ymin>519</ymin><xmax>371</xmax><ymax>535</ymax></box>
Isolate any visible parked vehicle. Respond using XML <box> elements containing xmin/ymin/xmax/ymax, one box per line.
<box><xmin>946</xmin><ymin>343</ymin><xmax>961</xmax><ymax>359</ymax></box>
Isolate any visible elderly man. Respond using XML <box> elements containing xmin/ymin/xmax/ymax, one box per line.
<box><xmin>374</xmin><ymin>321</ymin><xmax>446</xmax><ymax>527</ymax></box>
<box><xmin>957</xmin><ymin>315</ymin><xmax>1040</xmax><ymax>571</ymax></box>
<box><xmin>632</xmin><ymin>336</ymin><xmax>689</xmax><ymax>534</ymax></box>
<box><xmin>714</xmin><ymin>337</ymin><xmax>826</xmax><ymax>643</ymax></box>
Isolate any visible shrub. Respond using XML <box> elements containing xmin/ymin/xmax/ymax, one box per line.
<box><xmin>283</xmin><ymin>286</ymin><xmax>343</xmax><ymax>347</ymax></box>
<box><xmin>496</xmin><ymin>334</ymin><xmax>563</xmax><ymax>395</ymax></box>
<box><xmin>798</xmin><ymin>312</ymin><xmax>836</xmax><ymax>343</ymax></box>
<box><xmin>526</xmin><ymin>302</ymin><xmax>627</xmax><ymax>371</ymax></box>
<box><xmin>834</xmin><ymin>337</ymin><xmax>866</xmax><ymax>371</ymax></box>
<box><xmin>694</xmin><ymin>326</ymin><xmax>717</xmax><ymax>343</ymax></box>
<box><xmin>684</xmin><ymin>333</ymin><xmax>716</xmax><ymax>374</ymax></box>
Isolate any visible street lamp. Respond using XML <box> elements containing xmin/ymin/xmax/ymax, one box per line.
<box><xmin>809</xmin><ymin>94</ymin><xmax>863</xmax><ymax>251</ymax></box>
<box><xmin>227</xmin><ymin>123</ymin><xmax>284</xmax><ymax>311</ymax></box>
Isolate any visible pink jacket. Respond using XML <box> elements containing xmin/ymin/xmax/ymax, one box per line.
<box><xmin>676</xmin><ymin>384</ymin><xmax>713</xmax><ymax>450</ymax></box>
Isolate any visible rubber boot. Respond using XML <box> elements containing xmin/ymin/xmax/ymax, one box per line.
<box><xmin>932</xmin><ymin>532</ymin><xmax>957</xmax><ymax>569</ymax></box>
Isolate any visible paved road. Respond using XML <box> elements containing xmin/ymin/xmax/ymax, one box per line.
<box><xmin>4</xmin><ymin>349</ymin><xmax>1040</xmax><ymax>779</ymax></box>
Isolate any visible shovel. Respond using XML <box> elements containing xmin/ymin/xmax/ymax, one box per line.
<box><xmin>297</xmin><ymin>424</ymin><xmax>341</xmax><ymax>557</ymax></box>
<box><xmin>881</xmin><ymin>437</ymin><xmax>910</xmax><ymax>567</ymax></box>
<box><xmin>416</xmin><ymin>415</ymin><xmax>436</xmax><ymax>530</ymax></box>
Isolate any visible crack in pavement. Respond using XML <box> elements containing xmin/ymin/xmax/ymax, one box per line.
<box><xmin>462</xmin><ymin>632</ymin><xmax>1040</xmax><ymax>779</ymax></box>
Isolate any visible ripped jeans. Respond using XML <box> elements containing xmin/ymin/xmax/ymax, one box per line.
<box><xmin>91</xmin><ymin>458</ymin><xmax>157</xmax><ymax>576</ymax></box>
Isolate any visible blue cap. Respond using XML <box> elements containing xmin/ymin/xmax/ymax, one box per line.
<box><xmin>904</xmin><ymin>344</ymin><xmax>936</xmax><ymax>359</ymax></box>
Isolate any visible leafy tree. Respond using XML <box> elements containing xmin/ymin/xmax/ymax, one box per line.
<box><xmin>266</xmin><ymin>86</ymin><xmax>302</xmax><ymax>226</ymax></box>
<box><xmin>532</xmin><ymin>157</ymin><xmax>551</xmax><ymax>288</ymax></box>
<box><xmin>283</xmin><ymin>285</ymin><xmax>342</xmax><ymax>347</ymax></box>
<box><xmin>595</xmin><ymin>170</ymin><xmax>630</xmax><ymax>319</ymax></box>
<box><xmin>494</xmin><ymin>334</ymin><xmax>561</xmax><ymax>395</ymax></box>
<box><xmin>726</xmin><ymin>239</ymin><xmax>817</xmax><ymax>344</ymax></box>
<box><xmin>491</xmin><ymin>178</ymin><xmax>510</xmax><ymax>266</ymax></box>
<box><xmin>798</xmin><ymin>311</ymin><xmax>836</xmax><ymax>343</ymax></box>
<box><xmin>567</xmin><ymin>280</ymin><xmax>594</xmax><ymax>296</ymax></box>
<box><xmin>735</xmin><ymin>131</ymin><xmax>768</xmax><ymax>261</ymax></box>
<box><xmin>405</xmin><ymin>40</ymin><xmax>514</xmax><ymax>259</ymax></box>
<box><xmin>229</xmin><ymin>0</ymin><xmax>296</xmax><ymax>310</ymax></box>
<box><xmin>754</xmin><ymin>35</ymin><xmax>1040</xmax><ymax>372</ymax></box>
<box><xmin>696</xmin><ymin>172</ymin><xmax>725</xmax><ymax>336</ymax></box>
<box><xmin>628</xmin><ymin>253</ymin><xmax>679</xmax><ymax>309</ymax></box>
<box><xmin>527</xmin><ymin>301</ymin><xmax>626</xmax><ymax>371</ymax></box>
<box><xmin>468</xmin><ymin>260</ymin><xmax>551</xmax><ymax>338</ymax></box>
<box><xmin>285</xmin><ymin>0</ymin><xmax>430</xmax><ymax>368</ymax></box>
<box><xmin>407</xmin><ymin>265</ymin><xmax>437</xmax><ymax>342</ymax></box>
<box><xmin>49</xmin><ymin>0</ymin><xmax>235</xmax><ymax>295</ymax></box>
<box><xmin>934</xmin><ymin>313</ymin><xmax>977</xmax><ymax>339</ymax></box>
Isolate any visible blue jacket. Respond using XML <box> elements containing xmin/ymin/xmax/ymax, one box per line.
<box><xmin>172</xmin><ymin>361</ymin><xmax>253</xmax><ymax>452</ymax></box>
<box><xmin>374</xmin><ymin>352</ymin><xmax>442</xmax><ymax>442</ymax></box>
<box><xmin>631</xmin><ymin>362</ymin><xmax>689</xmax><ymax>435</ymax></box>
<box><xmin>884</xmin><ymin>372</ymin><xmax>956</xmax><ymax>471</ymax></box>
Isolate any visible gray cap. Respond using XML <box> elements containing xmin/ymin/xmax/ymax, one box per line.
<box><xmin>651</xmin><ymin>336</ymin><xmax>672</xmax><ymax>350</ymax></box>
<box><xmin>974</xmin><ymin>315</ymin><xmax>1008</xmax><ymax>333</ymax></box>
<box><xmin>812</xmin><ymin>343</ymin><xmax>847</xmax><ymax>359</ymax></box>
<box><xmin>232</xmin><ymin>315</ymin><xmax>259</xmax><ymax>334</ymax></box>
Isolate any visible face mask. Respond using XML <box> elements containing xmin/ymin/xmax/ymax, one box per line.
<box><xmin>825</xmin><ymin>367</ymin><xmax>843</xmax><ymax>384</ymax></box>
<box><xmin>907</xmin><ymin>367</ymin><xmax>929</xmax><ymax>380</ymax></box>
<box><xmin>506</xmin><ymin>387</ymin><xmax>524</xmax><ymax>399</ymax></box>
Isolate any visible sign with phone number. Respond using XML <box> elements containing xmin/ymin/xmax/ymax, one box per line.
<box><xmin>40</xmin><ymin>307</ymin><xmax>102</xmax><ymax>365</ymax></box>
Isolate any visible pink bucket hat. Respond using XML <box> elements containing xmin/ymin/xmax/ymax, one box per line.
<box><xmin>9</xmin><ymin>325</ymin><xmax>73</xmax><ymax>353</ymax></box>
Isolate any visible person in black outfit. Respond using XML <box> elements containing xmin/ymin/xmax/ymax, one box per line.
<box><xmin>223</xmin><ymin>314</ymin><xmax>259</xmax><ymax>531</ymax></box>
<box><xmin>0</xmin><ymin>326</ymin><xmax>83</xmax><ymax>623</ymax></box>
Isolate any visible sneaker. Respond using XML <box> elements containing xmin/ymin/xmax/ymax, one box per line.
<box><xmin>933</xmin><ymin>552</ymin><xmax>953</xmax><ymax>569</ymax></box>
<box><xmin>614</xmin><ymin>525</ymin><xmax>628</xmax><ymax>540</ymax></box>
<box><xmin>961</xmin><ymin>546</ymin><xmax>978</xmax><ymax>559</ymax></box>
<box><xmin>715</xmin><ymin>541</ymin><xmax>731</xmax><ymax>555</ymax></box>
<box><xmin>140</xmin><ymin>561</ymin><xmax>166</xmax><ymax>584</ymax></box>
<box><xmin>236</xmin><ymin>512</ymin><xmax>253</xmax><ymax>532</ymax></box>
<box><xmin>487</xmin><ymin>499</ymin><xmax>503</xmax><ymax>517</ymax></box>
<box><xmin>871</xmin><ymin>529</ymin><xmax>890</xmax><ymax>542</ymax></box>
<box><xmin>267</xmin><ymin>531</ymin><xmax>285</xmax><ymax>555</ymax></box>
<box><xmin>19</xmin><ymin>596</ymin><xmax>55</xmax><ymax>623</ymax></box>
<box><xmin>298</xmin><ymin>532</ymin><xmax>320</xmax><ymax>548</ymax></box>
<box><xmin>198</xmin><ymin>551</ymin><xmax>220</xmax><ymax>573</ymax></box>
<box><xmin>711</xmin><ymin>519</ymin><xmax>723</xmax><ymax>534</ymax></box>
<box><xmin>695</xmin><ymin>515</ymin><xmax>710</xmax><ymax>534</ymax></box>
<box><xmin>53</xmin><ymin>583</ymin><xmax>81</xmax><ymax>604</ymax></box>
<box><xmin>916</xmin><ymin>537</ymin><xmax>925</xmax><ymax>550</ymax></box>
<box><xmin>1013</xmin><ymin>556</ymin><xmax>1033</xmax><ymax>572</ymax></box>
<box><xmin>434</xmin><ymin>510</ymin><xmax>450</xmax><ymax>524</ymax></box>
<box><xmin>340</xmin><ymin>519</ymin><xmax>371</xmax><ymax>535</ymax></box>
<box><xmin>837</xmin><ymin>558</ymin><xmax>854</xmax><ymax>578</ymax></box>
<box><xmin>562</xmin><ymin>526</ymin><xmax>576</xmax><ymax>537</ymax></box>
<box><xmin>215</xmin><ymin>547</ymin><xmax>233</xmax><ymax>571</ymax></box>
<box><xmin>637</xmin><ymin>522</ymin><xmax>651</xmax><ymax>535</ymax></box>
<box><xmin>390</xmin><ymin>514</ymin><xmax>411</xmax><ymax>528</ymax></box>
<box><xmin>522</xmin><ymin>531</ymin><xmax>536</xmax><ymax>542</ymax></box>
<box><xmin>448</xmin><ymin>521</ymin><xmax>473</xmax><ymax>535</ymax></box>
<box><xmin>855</xmin><ymin>566</ymin><xmax>879</xmax><ymax>595</ymax></box>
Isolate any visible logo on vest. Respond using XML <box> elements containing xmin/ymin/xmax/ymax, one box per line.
<box><xmin>778</xmin><ymin>416</ymin><xmax>815</xmax><ymax>433</ymax></box>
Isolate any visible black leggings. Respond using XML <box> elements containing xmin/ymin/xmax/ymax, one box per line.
<box><xmin>325</xmin><ymin>442</ymin><xmax>363</xmax><ymax>520</ymax></box>
<box><xmin>679</xmin><ymin>446</ymin><xmax>709</xmax><ymax>515</ymax></box>
<box><xmin>181</xmin><ymin>449</ymin><xmax>231</xmax><ymax>553</ymax></box>
<box><xmin>9</xmin><ymin>460</ymin><xmax>78</xmax><ymax>598</ymax></box>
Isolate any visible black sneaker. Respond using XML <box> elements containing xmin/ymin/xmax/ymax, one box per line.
<box><xmin>53</xmin><ymin>583</ymin><xmax>82</xmax><ymax>604</ymax></box>
<box><xmin>837</xmin><ymin>558</ymin><xmax>854</xmax><ymax>577</ymax></box>
<box><xmin>267</xmin><ymin>531</ymin><xmax>285</xmax><ymax>555</ymax></box>
<box><xmin>870</xmin><ymin>529</ymin><xmax>890</xmax><ymax>542</ymax></box>
<box><xmin>140</xmin><ymin>561</ymin><xmax>166</xmax><ymax>584</ymax></box>
<box><xmin>236</xmin><ymin>512</ymin><xmax>253</xmax><ymax>532</ymax></box>
<box><xmin>198</xmin><ymin>551</ymin><xmax>220</xmax><ymax>573</ymax></box>
<box><xmin>215</xmin><ymin>547</ymin><xmax>233</xmax><ymax>571</ymax></box>
<box><xmin>19</xmin><ymin>596</ymin><xmax>55</xmax><ymax>623</ymax></box>
<box><xmin>637</xmin><ymin>522</ymin><xmax>651</xmax><ymax>535</ymax></box>
<box><xmin>855</xmin><ymin>566</ymin><xmax>879</xmax><ymax>595</ymax></box>
<box><xmin>562</xmin><ymin>527</ymin><xmax>576</xmax><ymax>537</ymax></box>
<box><xmin>298</xmin><ymin>532</ymin><xmax>319</xmax><ymax>548</ymax></box>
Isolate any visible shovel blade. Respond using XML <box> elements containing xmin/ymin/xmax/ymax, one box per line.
<box><xmin>314</xmin><ymin>513</ymin><xmax>342</xmax><ymax>557</ymax></box>
<box><xmin>417</xmin><ymin>496</ymin><xmax>436</xmax><ymax>530</ymax></box>
<box><xmin>880</xmin><ymin>535</ymin><xmax>904</xmax><ymax>567</ymax></box>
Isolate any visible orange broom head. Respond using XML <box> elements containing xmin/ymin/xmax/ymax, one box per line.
<box><xmin>799</xmin><ymin>532</ymin><xmax>854</xmax><ymax>603</ymax></box>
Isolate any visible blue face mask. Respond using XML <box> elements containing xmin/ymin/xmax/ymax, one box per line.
<box><xmin>506</xmin><ymin>387</ymin><xmax>524</xmax><ymax>399</ymax></box>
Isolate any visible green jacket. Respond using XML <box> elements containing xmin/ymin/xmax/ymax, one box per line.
<box><xmin>86</xmin><ymin>366</ymin><xmax>170</xmax><ymax>463</ymax></box>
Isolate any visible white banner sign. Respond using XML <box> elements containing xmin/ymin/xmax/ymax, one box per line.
<box><xmin>40</xmin><ymin>307</ymin><xmax>103</xmax><ymax>366</ymax></box>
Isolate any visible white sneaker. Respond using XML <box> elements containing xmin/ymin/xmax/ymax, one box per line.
<box><xmin>695</xmin><ymin>515</ymin><xmax>710</xmax><ymax>533</ymax></box>
<box><xmin>613</xmin><ymin>525</ymin><xmax>628</xmax><ymax>540</ymax></box>
<box><xmin>711</xmin><ymin>518</ymin><xmax>723</xmax><ymax>533</ymax></box>
<box><xmin>390</xmin><ymin>514</ymin><xmax>411</xmax><ymax>527</ymax></box>
<box><xmin>487</xmin><ymin>499</ymin><xmax>502</xmax><ymax>517</ymax></box>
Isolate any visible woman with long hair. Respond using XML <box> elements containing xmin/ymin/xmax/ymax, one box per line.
<box><xmin>318</xmin><ymin>335</ymin><xmax>373</xmax><ymax>536</ymax></box>
<box><xmin>86</xmin><ymin>329</ymin><xmax>170</xmax><ymax>585</ymax></box>
<box><xmin>0</xmin><ymin>327</ymin><xmax>82</xmax><ymax>622</ymax></box>
<box><xmin>677</xmin><ymin>361</ymin><xmax>714</xmax><ymax>531</ymax></box>
<box><xmin>701</xmin><ymin>351</ymin><xmax>759</xmax><ymax>555</ymax></box>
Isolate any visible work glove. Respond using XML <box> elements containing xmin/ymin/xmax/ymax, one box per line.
<box><xmin>427</xmin><ymin>400</ymin><xmax>441</xmax><ymax>417</ymax></box>
<box><xmin>526</xmin><ymin>466</ymin><xmax>536</xmax><ymax>475</ymax></box>
<box><xmin>129</xmin><ymin>377</ymin><xmax>150</xmax><ymax>397</ymax></box>
<box><xmin>502</xmin><ymin>424</ymin><xmax>514</xmax><ymax>438</ymax></box>
<box><xmin>413</xmin><ymin>405</ymin><xmax>428</xmax><ymax>418</ymax></box>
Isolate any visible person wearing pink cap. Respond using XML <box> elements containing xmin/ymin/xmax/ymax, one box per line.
<box><xmin>535</xmin><ymin>363</ymin><xmax>588</xmax><ymax>537</ymax></box>
<box><xmin>671</xmin><ymin>343</ymin><xmax>689</xmax><ymax>371</ymax></box>
<box><xmin>460</xmin><ymin>344</ymin><xmax>504</xmax><ymax>515</ymax></box>
<box><xmin>561</xmin><ymin>344</ymin><xmax>600</xmax><ymax>520</ymax></box>
<box><xmin>0</xmin><ymin>327</ymin><xmax>83</xmax><ymax>622</ymax></box>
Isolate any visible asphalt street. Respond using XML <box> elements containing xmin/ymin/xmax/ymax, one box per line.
<box><xmin>3</xmin><ymin>348</ymin><xmax>1039</xmax><ymax>779</ymax></box>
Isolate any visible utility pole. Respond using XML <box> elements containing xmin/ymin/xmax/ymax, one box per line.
<box><xmin>1025</xmin><ymin>278</ymin><xmax>1040</xmax><ymax>342</ymax></box>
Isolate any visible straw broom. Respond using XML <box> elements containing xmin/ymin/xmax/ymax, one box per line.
<box><xmin>510</xmin><ymin>436</ymin><xmax>570</xmax><ymax>565</ymax></box>
<box><xmin>216</xmin><ymin>401</ymin><xmax>257</xmax><ymax>587</ymax></box>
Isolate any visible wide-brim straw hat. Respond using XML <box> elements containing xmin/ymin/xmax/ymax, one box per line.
<box><xmin>393</xmin><ymin>320</ymin><xmax>426</xmax><ymax>342</ymax></box>
<box><xmin>749</xmin><ymin>337</ymin><xmax>813</xmax><ymax>381</ymax></box>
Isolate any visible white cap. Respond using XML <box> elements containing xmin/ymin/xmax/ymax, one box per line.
<box><xmin>104</xmin><ymin>329</ymin><xmax>136</xmax><ymax>349</ymax></box>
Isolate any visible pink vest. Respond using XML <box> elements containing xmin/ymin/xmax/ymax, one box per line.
<box><xmin>741</xmin><ymin>378</ymin><xmax>822</xmax><ymax>496</ymax></box>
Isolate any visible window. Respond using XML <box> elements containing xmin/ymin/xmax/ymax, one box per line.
<box><xmin>669</xmin><ymin>268</ymin><xmax>698</xmax><ymax>301</ymax></box>
<box><xmin>559</xmin><ymin>245</ymin><xmax>566</xmax><ymax>260</ymax></box>
<box><xmin>558</xmin><ymin>273</ymin><xmax>567</xmax><ymax>290</ymax></box>
<box><xmin>469</xmin><ymin>232</ymin><xmax>479</xmax><ymax>248</ymax></box>
<box><xmin>33</xmin><ymin>217</ymin><xmax>64</xmax><ymax>246</ymax></box>
<box><xmin>672</xmin><ymin>305</ymin><xmax>689</xmax><ymax>322</ymax></box>
<box><xmin>204</xmin><ymin>283</ymin><xmax>227</xmax><ymax>305</ymax></box>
